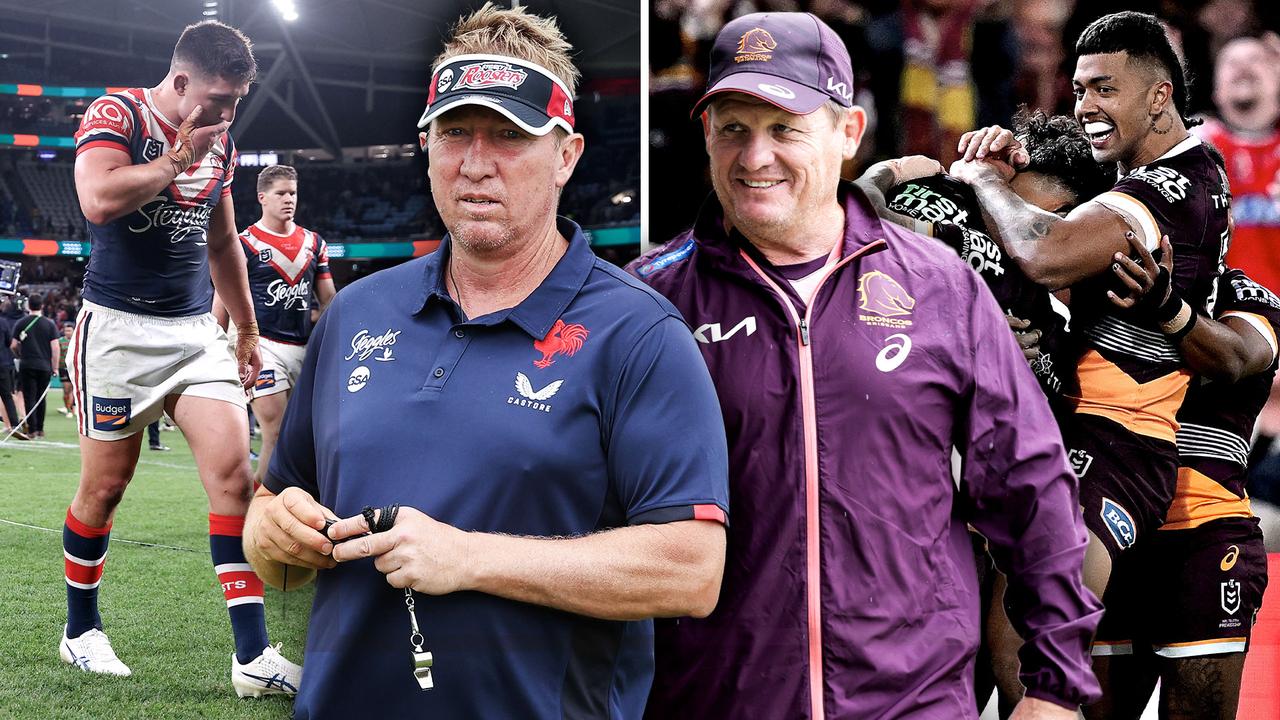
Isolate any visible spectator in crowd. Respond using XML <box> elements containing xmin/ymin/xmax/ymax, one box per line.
<box><xmin>11</xmin><ymin>293</ymin><xmax>59</xmax><ymax>439</ymax></box>
<box><xmin>0</xmin><ymin>299</ymin><xmax>26</xmax><ymax>439</ymax></box>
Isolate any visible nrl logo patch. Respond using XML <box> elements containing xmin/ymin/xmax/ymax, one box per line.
<box><xmin>143</xmin><ymin>138</ymin><xmax>164</xmax><ymax>162</ymax></box>
<box><xmin>1221</xmin><ymin>579</ymin><xmax>1241</xmax><ymax>615</ymax></box>
<box><xmin>259</xmin><ymin>248</ymin><xmax>272</xmax><ymax>263</ymax></box>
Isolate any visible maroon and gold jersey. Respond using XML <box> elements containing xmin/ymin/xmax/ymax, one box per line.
<box><xmin>1070</xmin><ymin>135</ymin><xmax>1231</xmax><ymax>443</ymax></box>
<box><xmin>1165</xmin><ymin>269</ymin><xmax>1280</xmax><ymax>530</ymax></box>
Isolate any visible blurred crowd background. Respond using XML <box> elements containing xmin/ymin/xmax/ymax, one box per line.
<box><xmin>649</xmin><ymin>0</ymin><xmax>1280</xmax><ymax>240</ymax></box>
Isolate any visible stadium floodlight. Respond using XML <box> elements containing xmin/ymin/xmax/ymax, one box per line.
<box><xmin>273</xmin><ymin>0</ymin><xmax>299</xmax><ymax>22</ymax></box>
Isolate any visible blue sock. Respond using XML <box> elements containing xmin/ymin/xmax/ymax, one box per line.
<box><xmin>63</xmin><ymin>508</ymin><xmax>110</xmax><ymax>638</ymax></box>
<box><xmin>210</xmin><ymin>513</ymin><xmax>268</xmax><ymax>664</ymax></box>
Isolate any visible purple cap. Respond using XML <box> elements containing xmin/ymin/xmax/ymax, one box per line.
<box><xmin>692</xmin><ymin>12</ymin><xmax>855</xmax><ymax>118</ymax></box>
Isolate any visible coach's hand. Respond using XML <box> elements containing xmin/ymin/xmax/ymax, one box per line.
<box><xmin>329</xmin><ymin>507</ymin><xmax>473</xmax><ymax>596</ymax></box>
<box><xmin>1008</xmin><ymin>697</ymin><xmax>1076</xmax><ymax>719</ymax></box>
<box><xmin>166</xmin><ymin>105</ymin><xmax>230</xmax><ymax>173</ymax></box>
<box><xmin>246</xmin><ymin>486</ymin><xmax>338</xmax><ymax>572</ymax></box>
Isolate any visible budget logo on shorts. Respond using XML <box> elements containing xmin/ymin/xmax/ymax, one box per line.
<box><xmin>92</xmin><ymin>397</ymin><xmax>131</xmax><ymax>431</ymax></box>
<box><xmin>1100</xmin><ymin>498</ymin><xmax>1136</xmax><ymax>550</ymax></box>
<box><xmin>1221</xmin><ymin>579</ymin><xmax>1242</xmax><ymax>615</ymax></box>
<box><xmin>256</xmin><ymin>370</ymin><xmax>276</xmax><ymax>391</ymax></box>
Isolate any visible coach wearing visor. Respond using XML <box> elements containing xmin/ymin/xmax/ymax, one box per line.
<box><xmin>242</xmin><ymin>5</ymin><xmax>729</xmax><ymax>718</ymax></box>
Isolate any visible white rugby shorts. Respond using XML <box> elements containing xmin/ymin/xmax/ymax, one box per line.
<box><xmin>67</xmin><ymin>301</ymin><xmax>245</xmax><ymax>441</ymax></box>
<box><xmin>249</xmin><ymin>336</ymin><xmax>306</xmax><ymax>399</ymax></box>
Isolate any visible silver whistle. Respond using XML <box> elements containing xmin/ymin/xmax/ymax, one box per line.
<box><xmin>412</xmin><ymin>649</ymin><xmax>434</xmax><ymax>689</ymax></box>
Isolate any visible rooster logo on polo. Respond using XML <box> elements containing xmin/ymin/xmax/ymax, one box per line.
<box><xmin>92</xmin><ymin>397</ymin><xmax>131</xmax><ymax>431</ymax></box>
<box><xmin>533</xmin><ymin>319</ymin><xmax>589</xmax><ymax>369</ymax></box>
<box><xmin>454</xmin><ymin>62</ymin><xmax>528</xmax><ymax>91</ymax></box>
<box><xmin>857</xmin><ymin>271</ymin><xmax>916</xmax><ymax>328</ymax></box>
<box><xmin>736</xmin><ymin>28</ymin><xmax>777</xmax><ymax>62</ymax></box>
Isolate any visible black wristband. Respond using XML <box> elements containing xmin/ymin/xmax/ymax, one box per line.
<box><xmin>1166</xmin><ymin>307</ymin><xmax>1199</xmax><ymax>344</ymax></box>
<box><xmin>1141</xmin><ymin>266</ymin><xmax>1184</xmax><ymax>325</ymax></box>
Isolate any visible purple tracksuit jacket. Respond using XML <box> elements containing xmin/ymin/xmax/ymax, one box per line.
<box><xmin>628</xmin><ymin>184</ymin><xmax>1102</xmax><ymax>719</ymax></box>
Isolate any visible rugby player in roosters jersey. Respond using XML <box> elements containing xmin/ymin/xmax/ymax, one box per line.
<box><xmin>213</xmin><ymin>164</ymin><xmax>334</xmax><ymax>488</ymax></box>
<box><xmin>1096</xmin><ymin>235</ymin><xmax>1275</xmax><ymax>720</ymax></box>
<box><xmin>951</xmin><ymin>11</ymin><xmax>1228</xmax><ymax>595</ymax></box>
<box><xmin>64</xmin><ymin>21</ymin><xmax>301</xmax><ymax>696</ymax></box>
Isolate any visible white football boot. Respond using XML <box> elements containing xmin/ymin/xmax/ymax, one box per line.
<box><xmin>232</xmin><ymin>643</ymin><xmax>302</xmax><ymax>698</ymax></box>
<box><xmin>59</xmin><ymin>626</ymin><xmax>132</xmax><ymax>676</ymax></box>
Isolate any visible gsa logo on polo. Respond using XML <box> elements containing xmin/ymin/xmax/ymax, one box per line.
<box><xmin>92</xmin><ymin>397</ymin><xmax>131</xmax><ymax>431</ymax></box>
<box><xmin>1100</xmin><ymin>498</ymin><xmax>1136</xmax><ymax>550</ymax></box>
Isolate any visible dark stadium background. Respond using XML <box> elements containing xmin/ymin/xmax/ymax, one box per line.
<box><xmin>0</xmin><ymin>0</ymin><xmax>640</xmax><ymax>322</ymax></box>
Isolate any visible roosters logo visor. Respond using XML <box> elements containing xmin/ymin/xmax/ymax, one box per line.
<box><xmin>417</xmin><ymin>53</ymin><xmax>575</xmax><ymax>136</ymax></box>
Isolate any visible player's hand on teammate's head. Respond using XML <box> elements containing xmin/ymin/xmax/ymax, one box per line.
<box><xmin>885</xmin><ymin>155</ymin><xmax>946</xmax><ymax>185</ymax></box>
<box><xmin>1107</xmin><ymin>232</ymin><xmax>1173</xmax><ymax>310</ymax></box>
<box><xmin>956</xmin><ymin>125</ymin><xmax>1030</xmax><ymax>168</ymax></box>
<box><xmin>948</xmin><ymin>156</ymin><xmax>1015</xmax><ymax>184</ymax></box>
<box><xmin>1005</xmin><ymin>314</ymin><xmax>1043</xmax><ymax>361</ymax></box>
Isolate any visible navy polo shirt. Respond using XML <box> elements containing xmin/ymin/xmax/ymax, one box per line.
<box><xmin>265</xmin><ymin>218</ymin><xmax>729</xmax><ymax>719</ymax></box>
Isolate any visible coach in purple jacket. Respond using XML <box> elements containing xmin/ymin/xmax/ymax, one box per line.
<box><xmin>629</xmin><ymin>12</ymin><xmax>1102</xmax><ymax>720</ymax></box>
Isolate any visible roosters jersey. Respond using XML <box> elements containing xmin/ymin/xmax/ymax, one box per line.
<box><xmin>886</xmin><ymin>174</ymin><xmax>1078</xmax><ymax>406</ymax></box>
<box><xmin>74</xmin><ymin>88</ymin><xmax>236</xmax><ymax>317</ymax></box>
<box><xmin>1073</xmin><ymin>135</ymin><xmax>1231</xmax><ymax>443</ymax></box>
<box><xmin>1166</xmin><ymin>269</ymin><xmax>1280</xmax><ymax>530</ymax></box>
<box><xmin>240</xmin><ymin>222</ymin><xmax>331</xmax><ymax>345</ymax></box>
<box><xmin>1197</xmin><ymin>119</ymin><xmax>1280</xmax><ymax>293</ymax></box>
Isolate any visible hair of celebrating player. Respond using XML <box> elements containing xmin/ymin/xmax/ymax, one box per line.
<box><xmin>171</xmin><ymin>20</ymin><xmax>258</xmax><ymax>85</ymax></box>
<box><xmin>1013</xmin><ymin>107</ymin><xmax>1116</xmax><ymax>205</ymax></box>
<box><xmin>1074</xmin><ymin>11</ymin><xmax>1200</xmax><ymax>128</ymax></box>
<box><xmin>434</xmin><ymin>2</ymin><xmax>580</xmax><ymax>97</ymax></box>
<box><xmin>256</xmin><ymin>164</ymin><xmax>298</xmax><ymax>194</ymax></box>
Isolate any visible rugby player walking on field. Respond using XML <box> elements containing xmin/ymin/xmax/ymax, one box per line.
<box><xmin>63</xmin><ymin>20</ymin><xmax>301</xmax><ymax>697</ymax></box>
<box><xmin>214</xmin><ymin>164</ymin><xmax>335</xmax><ymax>488</ymax></box>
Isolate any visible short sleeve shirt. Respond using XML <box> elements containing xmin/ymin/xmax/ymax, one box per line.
<box><xmin>74</xmin><ymin>88</ymin><xmax>236</xmax><ymax>316</ymax></box>
<box><xmin>265</xmin><ymin>218</ymin><xmax>729</xmax><ymax>718</ymax></box>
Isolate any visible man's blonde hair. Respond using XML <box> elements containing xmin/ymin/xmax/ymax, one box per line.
<box><xmin>434</xmin><ymin>2</ymin><xmax>579</xmax><ymax>96</ymax></box>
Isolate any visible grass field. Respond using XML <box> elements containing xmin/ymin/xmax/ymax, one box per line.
<box><xmin>0</xmin><ymin>388</ymin><xmax>311</xmax><ymax>720</ymax></box>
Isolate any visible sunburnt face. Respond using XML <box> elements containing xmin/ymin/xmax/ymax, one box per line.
<box><xmin>704</xmin><ymin>95</ymin><xmax>861</xmax><ymax>241</ymax></box>
<box><xmin>1073</xmin><ymin>51</ymin><xmax>1165</xmax><ymax>166</ymax></box>
<box><xmin>425</xmin><ymin>106</ymin><xmax>581</xmax><ymax>254</ymax></box>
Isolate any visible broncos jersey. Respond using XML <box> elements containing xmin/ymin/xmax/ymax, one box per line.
<box><xmin>886</xmin><ymin>174</ymin><xmax>1078</xmax><ymax>406</ymax></box>
<box><xmin>74</xmin><ymin>88</ymin><xmax>236</xmax><ymax>317</ymax></box>
<box><xmin>1165</xmin><ymin>269</ymin><xmax>1280</xmax><ymax>530</ymax></box>
<box><xmin>1072</xmin><ymin>135</ymin><xmax>1230</xmax><ymax>443</ymax></box>
<box><xmin>240</xmin><ymin>222</ymin><xmax>331</xmax><ymax>345</ymax></box>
